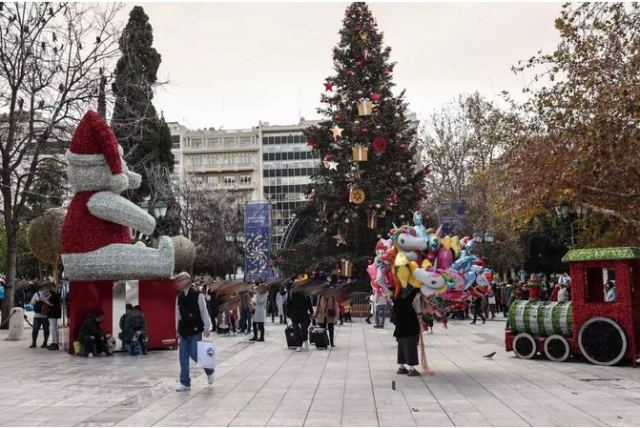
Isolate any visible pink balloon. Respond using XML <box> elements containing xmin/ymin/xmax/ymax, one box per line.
<box><xmin>436</xmin><ymin>248</ymin><xmax>454</xmax><ymax>270</ymax></box>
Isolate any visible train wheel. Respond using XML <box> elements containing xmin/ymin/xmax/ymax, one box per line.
<box><xmin>513</xmin><ymin>332</ymin><xmax>537</xmax><ymax>359</ymax></box>
<box><xmin>578</xmin><ymin>317</ymin><xmax>627</xmax><ymax>366</ymax></box>
<box><xmin>544</xmin><ymin>334</ymin><xmax>570</xmax><ymax>362</ymax></box>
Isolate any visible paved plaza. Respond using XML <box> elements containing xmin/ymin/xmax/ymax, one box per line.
<box><xmin>3</xmin><ymin>318</ymin><xmax>640</xmax><ymax>427</ymax></box>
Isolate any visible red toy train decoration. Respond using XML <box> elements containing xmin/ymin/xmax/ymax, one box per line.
<box><xmin>505</xmin><ymin>247</ymin><xmax>640</xmax><ymax>366</ymax></box>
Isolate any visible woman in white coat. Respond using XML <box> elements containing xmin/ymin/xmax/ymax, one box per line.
<box><xmin>250</xmin><ymin>284</ymin><xmax>268</xmax><ymax>342</ymax></box>
<box><xmin>276</xmin><ymin>288</ymin><xmax>286</xmax><ymax>324</ymax></box>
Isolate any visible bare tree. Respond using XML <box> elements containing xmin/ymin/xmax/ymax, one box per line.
<box><xmin>174</xmin><ymin>178</ymin><xmax>244</xmax><ymax>278</ymax></box>
<box><xmin>0</xmin><ymin>3</ymin><xmax>122</xmax><ymax>324</ymax></box>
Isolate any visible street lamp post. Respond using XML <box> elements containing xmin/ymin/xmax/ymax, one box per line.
<box><xmin>553</xmin><ymin>202</ymin><xmax>586</xmax><ymax>248</ymax></box>
<box><xmin>226</xmin><ymin>230</ymin><xmax>245</xmax><ymax>279</ymax></box>
<box><xmin>473</xmin><ymin>230</ymin><xmax>494</xmax><ymax>258</ymax></box>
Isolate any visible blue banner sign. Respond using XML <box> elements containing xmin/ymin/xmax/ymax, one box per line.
<box><xmin>244</xmin><ymin>202</ymin><xmax>272</xmax><ymax>282</ymax></box>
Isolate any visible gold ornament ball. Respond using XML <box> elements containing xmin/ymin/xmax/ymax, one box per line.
<box><xmin>26</xmin><ymin>207</ymin><xmax>67</xmax><ymax>265</ymax></box>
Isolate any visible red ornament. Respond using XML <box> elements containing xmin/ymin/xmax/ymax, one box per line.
<box><xmin>361</xmin><ymin>128</ymin><xmax>369</xmax><ymax>134</ymax></box>
<box><xmin>306</xmin><ymin>138</ymin><xmax>315</xmax><ymax>147</ymax></box>
<box><xmin>399</xmin><ymin>143</ymin><xmax>407</xmax><ymax>150</ymax></box>
<box><xmin>335</xmin><ymin>114</ymin><xmax>343</xmax><ymax>121</ymax></box>
<box><xmin>324</xmin><ymin>155</ymin><xmax>333</xmax><ymax>162</ymax></box>
<box><xmin>383</xmin><ymin>69</ymin><xmax>391</xmax><ymax>77</ymax></box>
<box><xmin>372</xmin><ymin>136</ymin><xmax>388</xmax><ymax>153</ymax></box>
<box><xmin>356</xmin><ymin>59</ymin><xmax>365</xmax><ymax>67</ymax></box>
<box><xmin>371</xmin><ymin>92</ymin><xmax>382</xmax><ymax>102</ymax></box>
<box><xmin>324</xmin><ymin>81</ymin><xmax>334</xmax><ymax>92</ymax></box>
<box><xmin>347</xmin><ymin>69</ymin><xmax>354</xmax><ymax>76</ymax></box>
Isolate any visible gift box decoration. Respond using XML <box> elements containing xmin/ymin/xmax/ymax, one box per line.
<box><xmin>367</xmin><ymin>211</ymin><xmax>378</xmax><ymax>229</ymax></box>
<box><xmin>352</xmin><ymin>145</ymin><xmax>368</xmax><ymax>161</ymax></box>
<box><xmin>357</xmin><ymin>99</ymin><xmax>374</xmax><ymax>116</ymax></box>
<box><xmin>341</xmin><ymin>259</ymin><xmax>353</xmax><ymax>277</ymax></box>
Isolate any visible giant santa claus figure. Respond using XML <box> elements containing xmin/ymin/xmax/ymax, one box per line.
<box><xmin>61</xmin><ymin>111</ymin><xmax>174</xmax><ymax>350</ymax></box>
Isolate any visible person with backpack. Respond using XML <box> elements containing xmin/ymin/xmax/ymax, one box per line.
<box><xmin>175</xmin><ymin>272</ymin><xmax>214</xmax><ymax>392</ymax></box>
<box><xmin>29</xmin><ymin>284</ymin><xmax>50</xmax><ymax>349</ymax></box>
<box><xmin>44</xmin><ymin>283</ymin><xmax>62</xmax><ymax>350</ymax></box>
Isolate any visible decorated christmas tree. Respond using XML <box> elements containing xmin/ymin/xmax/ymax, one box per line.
<box><xmin>275</xmin><ymin>2</ymin><xmax>427</xmax><ymax>277</ymax></box>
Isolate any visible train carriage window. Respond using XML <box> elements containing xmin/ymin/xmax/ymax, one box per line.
<box><xmin>585</xmin><ymin>267</ymin><xmax>616</xmax><ymax>303</ymax></box>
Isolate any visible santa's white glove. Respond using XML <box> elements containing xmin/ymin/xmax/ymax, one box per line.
<box><xmin>109</xmin><ymin>173</ymin><xmax>129</xmax><ymax>193</ymax></box>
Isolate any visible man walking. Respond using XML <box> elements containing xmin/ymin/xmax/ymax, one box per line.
<box><xmin>175</xmin><ymin>272</ymin><xmax>214</xmax><ymax>392</ymax></box>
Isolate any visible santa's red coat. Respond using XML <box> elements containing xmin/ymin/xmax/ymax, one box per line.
<box><xmin>61</xmin><ymin>191</ymin><xmax>130</xmax><ymax>254</ymax></box>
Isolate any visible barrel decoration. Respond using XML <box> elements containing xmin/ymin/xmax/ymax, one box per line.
<box><xmin>509</xmin><ymin>300</ymin><xmax>572</xmax><ymax>336</ymax></box>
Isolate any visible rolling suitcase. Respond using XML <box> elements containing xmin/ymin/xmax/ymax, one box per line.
<box><xmin>285</xmin><ymin>325</ymin><xmax>302</xmax><ymax>348</ymax></box>
<box><xmin>310</xmin><ymin>327</ymin><xmax>329</xmax><ymax>349</ymax></box>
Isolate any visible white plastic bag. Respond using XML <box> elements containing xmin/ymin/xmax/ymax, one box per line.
<box><xmin>197</xmin><ymin>339</ymin><xmax>217</xmax><ymax>369</ymax></box>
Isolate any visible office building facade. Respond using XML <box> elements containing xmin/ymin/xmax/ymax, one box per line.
<box><xmin>170</xmin><ymin>125</ymin><xmax>263</xmax><ymax>202</ymax></box>
<box><xmin>259</xmin><ymin>120</ymin><xmax>319</xmax><ymax>251</ymax></box>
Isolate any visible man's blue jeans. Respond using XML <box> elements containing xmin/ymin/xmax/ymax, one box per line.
<box><xmin>375</xmin><ymin>305</ymin><xmax>386</xmax><ymax>327</ymax></box>
<box><xmin>179</xmin><ymin>333</ymin><xmax>213</xmax><ymax>387</ymax></box>
<box><xmin>240</xmin><ymin>308</ymin><xmax>252</xmax><ymax>333</ymax></box>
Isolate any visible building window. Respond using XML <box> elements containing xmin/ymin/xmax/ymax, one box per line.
<box><xmin>224</xmin><ymin>176</ymin><xmax>236</xmax><ymax>186</ymax></box>
<box><xmin>171</xmin><ymin>135</ymin><xmax>180</xmax><ymax>149</ymax></box>
<box><xmin>191</xmin><ymin>138</ymin><xmax>203</xmax><ymax>149</ymax></box>
<box><xmin>240</xmin><ymin>175</ymin><xmax>252</xmax><ymax>185</ymax></box>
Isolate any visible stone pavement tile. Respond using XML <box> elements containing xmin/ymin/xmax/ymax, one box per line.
<box><xmin>474</xmin><ymin>411</ymin><xmax>529</xmax><ymax>427</ymax></box>
<box><xmin>266</xmin><ymin>417</ymin><xmax>306</xmax><ymax>427</ymax></box>
<box><xmin>377</xmin><ymin>411</ymin><xmax>416</xmax><ymax>427</ymax></box>
<box><xmin>447</xmin><ymin>411</ymin><xmax>492</xmax><ymax>427</ymax></box>
<box><xmin>78</xmin><ymin>408</ymin><xmax>139</xmax><ymax>426</ymax></box>
<box><xmin>191</xmin><ymin>410</ymin><xmax>240</xmax><ymax>427</ymax></box>
<box><xmin>411</xmin><ymin>411</ymin><xmax>455</xmax><ymax>427</ymax></box>
<box><xmin>341</xmin><ymin>411</ymin><xmax>379</xmax><ymax>427</ymax></box>
<box><xmin>303</xmin><ymin>416</ymin><xmax>342</xmax><ymax>427</ymax></box>
<box><xmin>229</xmin><ymin>411</ymin><xmax>274</xmax><ymax>427</ymax></box>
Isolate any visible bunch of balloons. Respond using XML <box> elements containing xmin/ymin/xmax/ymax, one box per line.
<box><xmin>368</xmin><ymin>211</ymin><xmax>493</xmax><ymax>314</ymax></box>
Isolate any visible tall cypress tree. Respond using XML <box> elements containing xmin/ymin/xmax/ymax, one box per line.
<box><xmin>111</xmin><ymin>6</ymin><xmax>173</xmax><ymax>202</ymax></box>
<box><xmin>275</xmin><ymin>2</ymin><xmax>427</xmax><ymax>277</ymax></box>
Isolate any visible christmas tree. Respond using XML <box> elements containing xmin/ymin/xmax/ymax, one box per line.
<box><xmin>275</xmin><ymin>2</ymin><xmax>427</xmax><ymax>278</ymax></box>
<box><xmin>111</xmin><ymin>6</ymin><xmax>174</xmax><ymax>202</ymax></box>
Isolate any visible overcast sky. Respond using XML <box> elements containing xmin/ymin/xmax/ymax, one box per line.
<box><xmin>128</xmin><ymin>2</ymin><xmax>563</xmax><ymax>130</ymax></box>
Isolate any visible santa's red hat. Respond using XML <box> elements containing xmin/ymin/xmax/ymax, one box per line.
<box><xmin>66</xmin><ymin>110</ymin><xmax>123</xmax><ymax>175</ymax></box>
